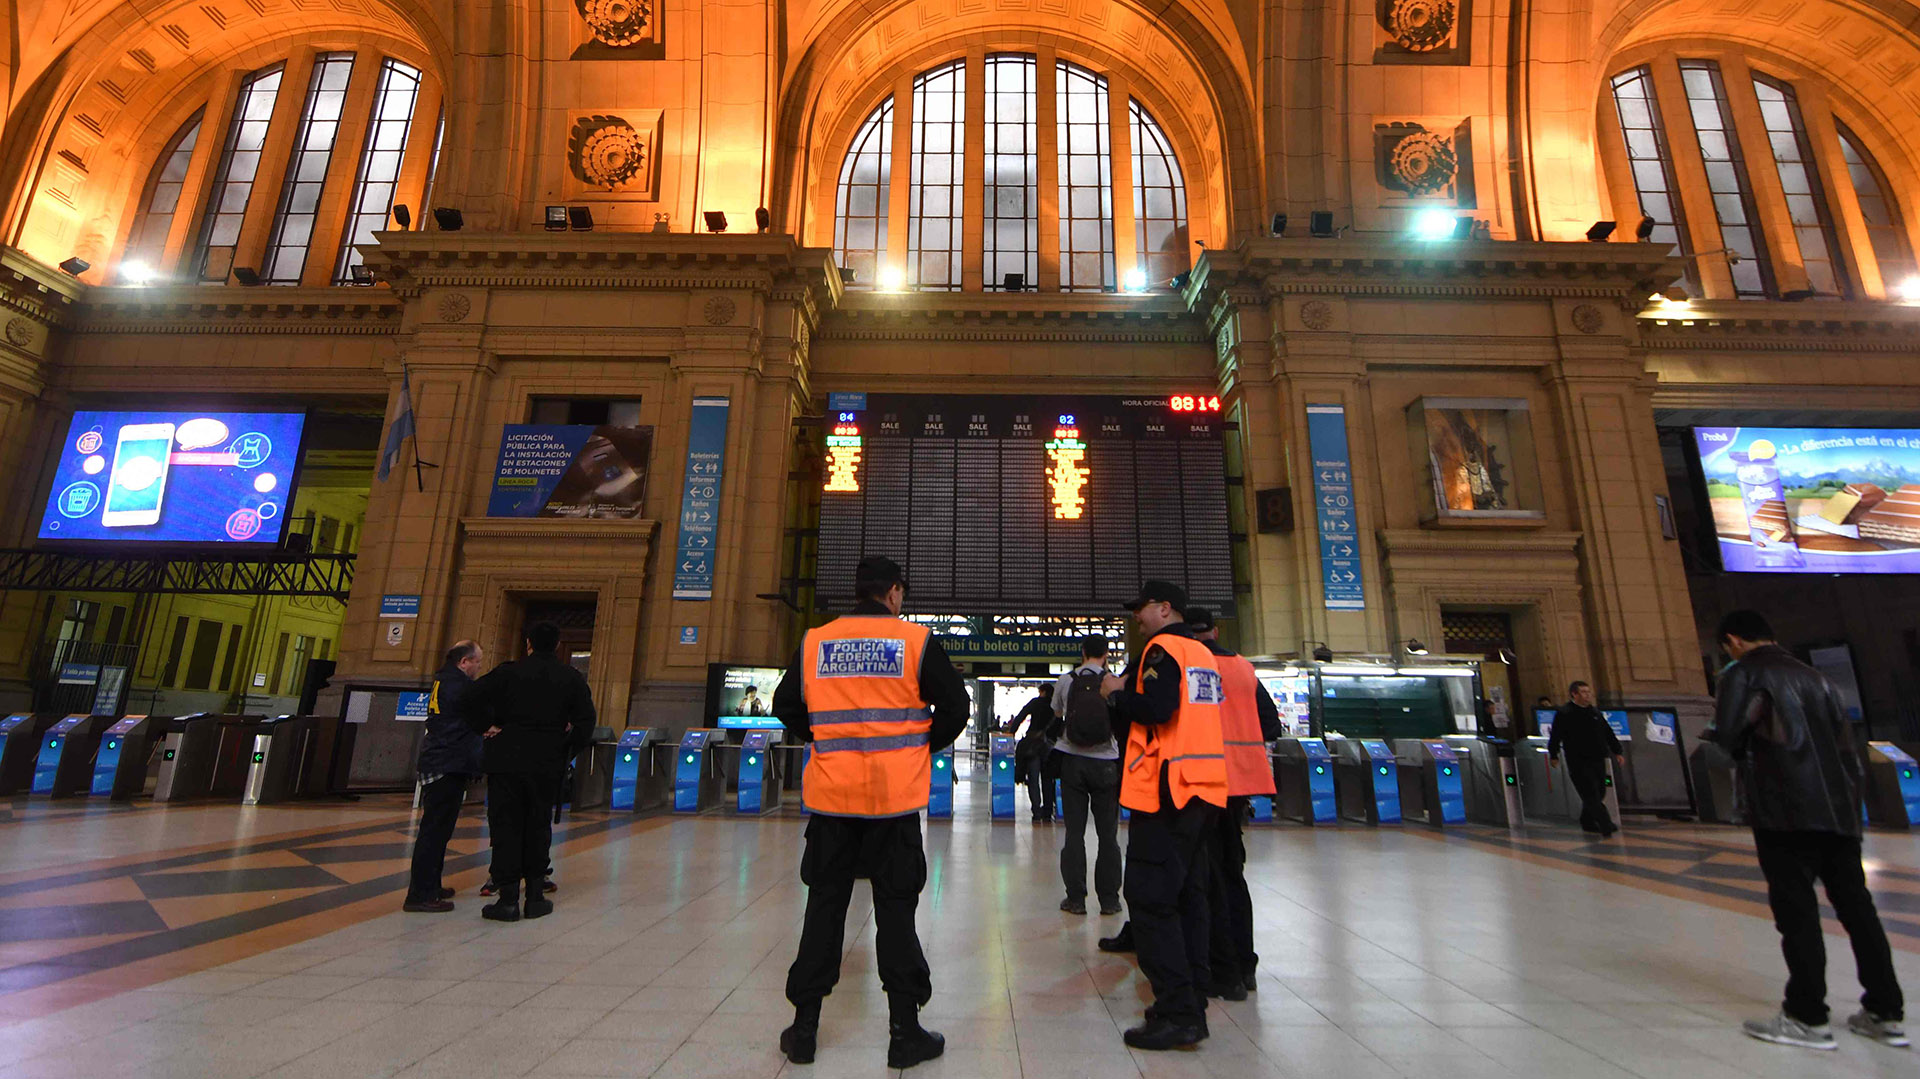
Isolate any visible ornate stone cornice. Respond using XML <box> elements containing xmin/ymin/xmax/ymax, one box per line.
<box><xmin>2</xmin><ymin>248</ymin><xmax>82</xmax><ymax>327</ymax></box>
<box><xmin>72</xmin><ymin>287</ymin><xmax>402</xmax><ymax>335</ymax></box>
<box><xmin>1198</xmin><ymin>238</ymin><xmax>1681</xmax><ymax>305</ymax></box>
<box><xmin>460</xmin><ymin>517</ymin><xmax>660</xmax><ymax>543</ymax></box>
<box><xmin>819</xmin><ymin>291</ymin><xmax>1205</xmax><ymax>343</ymax></box>
<box><xmin>365</xmin><ymin>233</ymin><xmax>842</xmax><ymax>306</ymax></box>
<box><xmin>1638</xmin><ymin>299</ymin><xmax>1920</xmax><ymax>351</ymax></box>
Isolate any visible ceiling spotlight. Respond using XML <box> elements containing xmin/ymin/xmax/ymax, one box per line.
<box><xmin>877</xmin><ymin>264</ymin><xmax>906</xmax><ymax>291</ymax></box>
<box><xmin>1123</xmin><ymin>267</ymin><xmax>1149</xmax><ymax>292</ymax></box>
<box><xmin>1780</xmin><ymin>288</ymin><xmax>1816</xmax><ymax>302</ymax></box>
<box><xmin>544</xmin><ymin>206</ymin><xmax>569</xmax><ymax>231</ymax></box>
<box><xmin>1404</xmin><ymin>638</ymin><xmax>1430</xmax><ymax>656</ymax></box>
<box><xmin>1586</xmin><ymin>220</ymin><xmax>1617</xmax><ymax>242</ymax></box>
<box><xmin>432</xmin><ymin>207</ymin><xmax>463</xmax><ymax>231</ymax></box>
<box><xmin>120</xmin><ymin>261</ymin><xmax>156</xmax><ymax>286</ymax></box>
<box><xmin>1001</xmin><ymin>272</ymin><xmax>1025</xmax><ymax>292</ymax></box>
<box><xmin>1271</xmin><ymin>213</ymin><xmax>1287</xmax><ymax>237</ymax></box>
<box><xmin>755</xmin><ymin>207</ymin><xmax>771</xmax><ymax>233</ymax></box>
<box><xmin>232</xmin><ymin>266</ymin><xmax>262</xmax><ymax>286</ymax></box>
<box><xmin>58</xmin><ymin>256</ymin><xmax>90</xmax><ymax>277</ymax></box>
<box><xmin>1169</xmin><ymin>271</ymin><xmax>1192</xmax><ymax>290</ymax></box>
<box><xmin>392</xmin><ymin>204</ymin><xmax>412</xmax><ymax>230</ymax></box>
<box><xmin>568</xmin><ymin>206</ymin><xmax>594</xmax><ymax>231</ymax></box>
<box><xmin>1308</xmin><ymin>211</ymin><xmax>1334</xmax><ymax>238</ymax></box>
<box><xmin>1662</xmin><ymin>285</ymin><xmax>1689</xmax><ymax>304</ymax></box>
<box><xmin>1412</xmin><ymin>209</ymin><xmax>1456</xmax><ymax>241</ymax></box>
<box><xmin>703</xmin><ymin>211</ymin><xmax>728</xmax><ymax>233</ymax></box>
<box><xmin>1894</xmin><ymin>276</ymin><xmax>1920</xmax><ymax>303</ymax></box>
<box><xmin>1310</xmin><ymin>643</ymin><xmax>1334</xmax><ymax>663</ymax></box>
<box><xmin>838</xmin><ymin>266</ymin><xmax>856</xmax><ymax>285</ymax></box>
<box><xmin>347</xmin><ymin>263</ymin><xmax>374</xmax><ymax>286</ymax></box>
<box><xmin>1635</xmin><ymin>215</ymin><xmax>1656</xmax><ymax>240</ymax></box>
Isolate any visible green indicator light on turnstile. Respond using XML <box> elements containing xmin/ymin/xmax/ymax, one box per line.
<box><xmin>1505</xmin><ymin>775</ymin><xmax>1516</xmax><ymax>785</ymax></box>
<box><xmin>1313</xmin><ymin>765</ymin><xmax>1325</xmax><ymax>775</ymax></box>
<box><xmin>998</xmin><ymin>760</ymin><xmax>1008</xmax><ymax>770</ymax></box>
<box><xmin>1442</xmin><ymin>766</ymin><xmax>1453</xmax><ymax>776</ymax></box>
<box><xmin>747</xmin><ymin>755</ymin><xmax>758</xmax><ymax>766</ymax></box>
<box><xmin>48</xmin><ymin>740</ymin><xmax>59</xmax><ymax>749</ymax></box>
<box><xmin>1905</xmin><ymin>769</ymin><xmax>1914</xmax><ymax>780</ymax></box>
<box><xmin>164</xmin><ymin>749</ymin><xmax>176</xmax><ymax>760</ymax></box>
<box><xmin>107</xmin><ymin>741</ymin><xmax>118</xmax><ymax>750</ymax></box>
<box><xmin>1377</xmin><ymin>766</ymin><xmax>1388</xmax><ymax>776</ymax></box>
<box><xmin>1604</xmin><ymin>776</ymin><xmax>1613</xmax><ymax>786</ymax></box>
<box><xmin>685</xmin><ymin>754</ymin><xmax>695</xmax><ymax>765</ymax></box>
<box><xmin>252</xmin><ymin>752</ymin><xmax>265</xmax><ymax>764</ymax></box>
<box><xmin>935</xmin><ymin>759</ymin><xmax>947</xmax><ymax>770</ymax></box>
<box><xmin>622</xmin><ymin>753</ymin><xmax>634</xmax><ymax>763</ymax></box>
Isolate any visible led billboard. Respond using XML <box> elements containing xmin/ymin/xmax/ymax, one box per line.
<box><xmin>1693</xmin><ymin>426</ymin><xmax>1920</xmax><ymax>573</ymax></box>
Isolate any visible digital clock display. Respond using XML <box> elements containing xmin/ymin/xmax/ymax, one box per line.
<box><xmin>1169</xmin><ymin>395</ymin><xmax>1221</xmax><ymax>413</ymax></box>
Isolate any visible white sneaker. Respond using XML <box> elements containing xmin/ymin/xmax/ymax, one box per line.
<box><xmin>1741</xmin><ymin>1011</ymin><xmax>1837</xmax><ymax>1050</ymax></box>
<box><xmin>1846</xmin><ymin>1010</ymin><xmax>1910</xmax><ymax>1048</ymax></box>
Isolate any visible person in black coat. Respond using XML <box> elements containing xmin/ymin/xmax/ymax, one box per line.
<box><xmin>466</xmin><ymin>621</ymin><xmax>596</xmax><ymax>922</ymax></box>
<box><xmin>1712</xmin><ymin>609</ymin><xmax>1905</xmax><ymax>1051</ymax></box>
<box><xmin>404</xmin><ymin>641</ymin><xmax>486</xmax><ymax>912</ymax></box>
<box><xmin>1546</xmin><ymin>680</ymin><xmax>1624</xmax><ymax>836</ymax></box>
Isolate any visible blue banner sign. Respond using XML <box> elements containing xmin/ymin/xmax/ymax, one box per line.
<box><xmin>1305</xmin><ymin>404</ymin><xmax>1364</xmax><ymax>610</ymax></box>
<box><xmin>396</xmin><ymin>692</ymin><xmax>432</xmax><ymax>720</ymax></box>
<box><xmin>674</xmin><ymin>397</ymin><xmax>731</xmax><ymax>600</ymax></box>
<box><xmin>378</xmin><ymin>594</ymin><xmax>419</xmax><ymax>619</ymax></box>
<box><xmin>828</xmin><ymin>392</ymin><xmax>867</xmax><ymax>413</ymax></box>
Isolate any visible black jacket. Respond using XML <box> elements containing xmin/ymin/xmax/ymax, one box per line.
<box><xmin>772</xmin><ymin>600</ymin><xmax>971</xmax><ymax>754</ymax></box>
<box><xmin>418</xmin><ymin>663</ymin><xmax>484</xmax><ymax>776</ymax></box>
<box><xmin>1709</xmin><ymin>644</ymin><xmax>1863</xmax><ymax>837</ymax></box>
<box><xmin>1546</xmin><ymin>703</ymin><xmax>1621</xmax><ymax>764</ymax></box>
<box><xmin>467</xmin><ymin>652</ymin><xmax>596</xmax><ymax>775</ymax></box>
<box><xmin>1109</xmin><ymin>621</ymin><xmax>1201</xmax><ymax>749</ymax></box>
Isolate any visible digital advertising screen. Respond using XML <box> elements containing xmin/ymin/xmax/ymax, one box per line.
<box><xmin>486</xmin><ymin>425</ymin><xmax>652</xmax><ymax>518</ymax></box>
<box><xmin>1693</xmin><ymin>426</ymin><xmax>1920</xmax><ymax>573</ymax></box>
<box><xmin>38</xmin><ymin>411</ymin><xmax>307</xmax><ymax>545</ymax></box>
<box><xmin>710</xmin><ymin>665</ymin><xmax>785</xmax><ymax>730</ymax></box>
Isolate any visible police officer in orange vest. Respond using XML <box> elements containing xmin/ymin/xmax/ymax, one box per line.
<box><xmin>771</xmin><ymin>556</ymin><xmax>970</xmax><ymax>1070</ymax></box>
<box><xmin>1184</xmin><ymin>606</ymin><xmax>1282</xmax><ymax>1002</ymax></box>
<box><xmin>1101</xmin><ymin>580</ymin><xmax>1229</xmax><ymax>1050</ymax></box>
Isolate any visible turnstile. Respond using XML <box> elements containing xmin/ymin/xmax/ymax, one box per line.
<box><xmin>32</xmin><ymin>714</ymin><xmax>112</xmax><ymax>796</ymax></box>
<box><xmin>1271</xmin><ymin>737</ymin><xmax>1336</xmax><ymax>824</ymax></box>
<box><xmin>1516</xmin><ymin>736</ymin><xmax>1571</xmax><ymax>822</ymax></box>
<box><xmin>1393</xmin><ymin>739</ymin><xmax>1465</xmax><ymax>826</ymax></box>
<box><xmin>93</xmin><ymin>715</ymin><xmax>161</xmax><ymax>799</ymax></box>
<box><xmin>735</xmin><ymin>731</ymin><xmax>781</xmax><ymax>814</ymax></box>
<box><xmin>241</xmin><ymin>715</ymin><xmax>326</xmax><ymax>805</ymax></box>
<box><xmin>928</xmin><ymin>745</ymin><xmax>954</xmax><ymax>818</ymax></box>
<box><xmin>1689</xmin><ymin>741</ymin><xmax>1742</xmax><ymax>824</ymax></box>
<box><xmin>1864</xmin><ymin>742</ymin><xmax>1920</xmax><ymax>829</ymax></box>
<box><xmin>0</xmin><ymin>713</ymin><xmax>63</xmax><ymax>794</ymax></box>
<box><xmin>672</xmin><ymin>728</ymin><xmax>726</xmax><ymax>813</ymax></box>
<box><xmin>1444</xmin><ymin>735</ymin><xmax>1522</xmax><ymax>826</ymax></box>
<box><xmin>567</xmin><ymin>726</ymin><xmax>618</xmax><ymax>811</ymax></box>
<box><xmin>155</xmin><ymin>714</ymin><xmax>270</xmax><ymax>802</ymax></box>
<box><xmin>609</xmin><ymin>727</ymin><xmax>670</xmax><ymax>811</ymax></box>
<box><xmin>989</xmin><ymin>734</ymin><xmax>1017</xmax><ymax>819</ymax></box>
<box><xmin>1332</xmin><ymin>738</ymin><xmax>1401</xmax><ymax>825</ymax></box>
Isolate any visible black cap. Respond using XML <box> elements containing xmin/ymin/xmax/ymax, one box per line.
<box><xmin>1124</xmin><ymin>580</ymin><xmax>1188</xmax><ymax>612</ymax></box>
<box><xmin>1184</xmin><ymin>606</ymin><xmax>1215</xmax><ymax>632</ymax></box>
<box><xmin>855</xmin><ymin>555</ymin><xmax>908</xmax><ymax>596</ymax></box>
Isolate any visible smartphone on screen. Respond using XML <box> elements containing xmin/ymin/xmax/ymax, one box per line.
<box><xmin>100</xmin><ymin>422</ymin><xmax>176</xmax><ymax>528</ymax></box>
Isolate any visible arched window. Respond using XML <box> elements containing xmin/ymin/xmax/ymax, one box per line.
<box><xmin>124</xmin><ymin>110</ymin><xmax>203</xmax><ymax>276</ymax></box>
<box><xmin>262</xmin><ymin>53</ymin><xmax>357</xmax><ymax>285</ymax></box>
<box><xmin>830</xmin><ymin>54</ymin><xmax>1189</xmax><ymax>292</ymax></box>
<box><xmin>194</xmin><ymin>64</ymin><xmax>285</xmax><ymax>282</ymax></box>
<box><xmin>334</xmin><ymin>58</ymin><xmax>425</xmax><ymax>283</ymax></box>
<box><xmin>1603</xmin><ymin>54</ymin><xmax>1914</xmax><ymax>301</ymax></box>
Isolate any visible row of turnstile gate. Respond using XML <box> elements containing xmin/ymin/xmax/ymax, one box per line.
<box><xmin>1</xmin><ymin>711</ymin><xmax>338</xmax><ymax>804</ymax></box>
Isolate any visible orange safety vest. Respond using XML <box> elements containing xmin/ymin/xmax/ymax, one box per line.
<box><xmin>1215</xmin><ymin>651</ymin><xmax>1276</xmax><ymax>797</ymax></box>
<box><xmin>1121</xmin><ymin>632</ymin><xmax>1229</xmax><ymax>813</ymax></box>
<box><xmin>799</xmin><ymin>615</ymin><xmax>934</xmax><ymax>818</ymax></box>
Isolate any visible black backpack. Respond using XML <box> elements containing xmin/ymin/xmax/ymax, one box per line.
<box><xmin>1063</xmin><ymin>668</ymin><xmax>1112</xmax><ymax>747</ymax></box>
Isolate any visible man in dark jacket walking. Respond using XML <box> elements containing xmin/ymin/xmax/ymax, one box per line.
<box><xmin>1546</xmin><ymin>680</ymin><xmax>1624</xmax><ymax>836</ymax></box>
<box><xmin>1713</xmin><ymin>610</ymin><xmax>1906</xmax><ymax>1051</ymax></box>
<box><xmin>467</xmin><ymin>622</ymin><xmax>595</xmax><ymax>922</ymax></box>
<box><xmin>404</xmin><ymin>640</ymin><xmax>485</xmax><ymax>912</ymax></box>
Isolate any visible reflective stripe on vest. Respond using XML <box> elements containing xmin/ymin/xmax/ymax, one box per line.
<box><xmin>1120</xmin><ymin>633</ymin><xmax>1229</xmax><ymax>814</ymax></box>
<box><xmin>1217</xmin><ymin>652</ymin><xmax>1277</xmax><ymax>796</ymax></box>
<box><xmin>800</xmin><ymin>616</ymin><xmax>933</xmax><ymax>817</ymax></box>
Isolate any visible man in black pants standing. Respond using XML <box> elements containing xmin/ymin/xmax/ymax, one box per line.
<box><xmin>468</xmin><ymin>622</ymin><xmax>595</xmax><ymax>922</ymax></box>
<box><xmin>1714</xmin><ymin>609</ymin><xmax>1905</xmax><ymax>1051</ymax></box>
<box><xmin>1546</xmin><ymin>680</ymin><xmax>1624</xmax><ymax>836</ymax></box>
<box><xmin>403</xmin><ymin>640</ymin><xmax>484</xmax><ymax>912</ymax></box>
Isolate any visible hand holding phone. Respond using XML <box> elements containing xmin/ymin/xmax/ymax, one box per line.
<box><xmin>101</xmin><ymin>423</ymin><xmax>176</xmax><ymax>528</ymax></box>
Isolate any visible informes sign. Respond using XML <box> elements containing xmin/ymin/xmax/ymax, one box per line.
<box><xmin>1305</xmin><ymin>405</ymin><xmax>1364</xmax><ymax>610</ymax></box>
<box><xmin>486</xmin><ymin>425</ymin><xmax>652</xmax><ymax>518</ymax></box>
<box><xmin>706</xmin><ymin>664</ymin><xmax>783</xmax><ymax>729</ymax></box>
<box><xmin>673</xmin><ymin>398</ymin><xmax>730</xmax><ymax>600</ymax></box>
<box><xmin>815</xmin><ymin>394</ymin><xmax>1233</xmax><ymax>615</ymax></box>
<box><xmin>39</xmin><ymin>411</ymin><xmax>306</xmax><ymax>545</ymax></box>
<box><xmin>1693</xmin><ymin>426</ymin><xmax>1920</xmax><ymax>573</ymax></box>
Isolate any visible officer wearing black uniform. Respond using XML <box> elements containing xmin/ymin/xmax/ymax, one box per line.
<box><xmin>404</xmin><ymin>640</ymin><xmax>485</xmax><ymax>913</ymax></box>
<box><xmin>771</xmin><ymin>556</ymin><xmax>970</xmax><ymax>1070</ymax></box>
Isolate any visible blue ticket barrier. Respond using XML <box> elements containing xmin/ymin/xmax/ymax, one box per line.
<box><xmin>673</xmin><ymin>728</ymin><xmax>726</xmax><ymax>813</ymax></box>
<box><xmin>989</xmin><ymin>734</ymin><xmax>1016</xmax><ymax>819</ymax></box>
<box><xmin>33</xmin><ymin>715</ymin><xmax>109</xmax><ymax>796</ymax></box>
<box><xmin>1272</xmin><ymin>737</ymin><xmax>1336</xmax><ymax>824</ymax></box>
<box><xmin>1392</xmin><ymin>739</ymin><xmax>1465</xmax><ymax>826</ymax></box>
<box><xmin>92</xmin><ymin>715</ymin><xmax>157</xmax><ymax>799</ymax></box>
<box><xmin>610</xmin><ymin>728</ymin><xmax>669</xmax><ymax>811</ymax></box>
<box><xmin>1054</xmin><ymin>777</ymin><xmax>1064</xmax><ymax>820</ymax></box>
<box><xmin>0</xmin><ymin>713</ymin><xmax>62</xmax><ymax>795</ymax></box>
<box><xmin>1333</xmin><ymin>738</ymin><xmax>1401</xmax><ymax>825</ymax></box>
<box><xmin>1248</xmin><ymin>795</ymin><xmax>1274</xmax><ymax>822</ymax></box>
<box><xmin>1865</xmin><ymin>742</ymin><xmax>1920</xmax><ymax>829</ymax></box>
<box><xmin>928</xmin><ymin>746</ymin><xmax>954</xmax><ymax>818</ymax></box>
<box><xmin>736</xmin><ymin>731</ymin><xmax>780</xmax><ymax>814</ymax></box>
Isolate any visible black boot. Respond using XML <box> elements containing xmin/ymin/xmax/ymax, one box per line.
<box><xmin>1098</xmin><ymin>921</ymin><xmax>1135</xmax><ymax>953</ymax></box>
<box><xmin>1124</xmin><ymin>1015</ymin><xmax>1206</xmax><ymax>1050</ymax></box>
<box><xmin>481</xmin><ymin>881</ymin><xmax>521</xmax><ymax>922</ymax></box>
<box><xmin>887</xmin><ymin>995</ymin><xmax>945</xmax><ymax>1069</ymax></box>
<box><xmin>523</xmin><ymin>878</ymin><xmax>554</xmax><ymax>919</ymax></box>
<box><xmin>779</xmin><ymin>1002</ymin><xmax>819</xmax><ymax>1064</ymax></box>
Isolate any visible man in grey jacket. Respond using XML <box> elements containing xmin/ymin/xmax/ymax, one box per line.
<box><xmin>1713</xmin><ymin>609</ymin><xmax>1905</xmax><ymax>1051</ymax></box>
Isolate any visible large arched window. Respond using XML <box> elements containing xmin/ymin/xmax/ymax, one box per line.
<box><xmin>1603</xmin><ymin>53</ymin><xmax>1916</xmax><ymax>301</ymax></box>
<box><xmin>125</xmin><ymin>111</ymin><xmax>204</xmax><ymax>272</ymax></box>
<box><xmin>831</xmin><ymin>54</ymin><xmax>1189</xmax><ymax>292</ymax></box>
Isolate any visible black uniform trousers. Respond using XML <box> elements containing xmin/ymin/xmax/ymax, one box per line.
<box><xmin>1058</xmin><ymin>754</ymin><xmax>1122</xmax><ymax>906</ymax></box>
<box><xmin>407</xmin><ymin>774</ymin><xmax>470</xmax><ymax>902</ymax></box>
<box><xmin>1565</xmin><ymin>756</ymin><xmax>1615</xmax><ymax>834</ymax></box>
<box><xmin>485</xmin><ymin>771</ymin><xmax>559</xmax><ymax>893</ymax></box>
<box><xmin>1206</xmin><ymin>795</ymin><xmax>1257</xmax><ymax>988</ymax></box>
<box><xmin>1753</xmin><ymin>830</ymin><xmax>1904</xmax><ymax>1026</ymax></box>
<box><xmin>1123</xmin><ymin>772</ymin><xmax>1220</xmax><ymax>1027</ymax></box>
<box><xmin>786</xmin><ymin>813</ymin><xmax>933</xmax><ymax>1009</ymax></box>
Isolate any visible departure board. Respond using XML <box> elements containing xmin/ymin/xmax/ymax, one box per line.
<box><xmin>816</xmin><ymin>394</ymin><xmax>1234</xmax><ymax>615</ymax></box>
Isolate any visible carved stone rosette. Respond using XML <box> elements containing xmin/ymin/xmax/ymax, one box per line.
<box><xmin>1386</xmin><ymin>0</ymin><xmax>1456</xmax><ymax>52</ymax></box>
<box><xmin>1387</xmin><ymin>128</ymin><xmax>1458</xmax><ymax>197</ymax></box>
<box><xmin>569</xmin><ymin>115</ymin><xmax>650</xmax><ymax>190</ymax></box>
<box><xmin>576</xmin><ymin>0</ymin><xmax>652</xmax><ymax>48</ymax></box>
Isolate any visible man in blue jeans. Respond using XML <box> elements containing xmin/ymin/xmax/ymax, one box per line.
<box><xmin>1052</xmin><ymin>633</ymin><xmax>1122</xmax><ymax>916</ymax></box>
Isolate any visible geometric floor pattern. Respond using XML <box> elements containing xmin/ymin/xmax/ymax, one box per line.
<box><xmin>0</xmin><ymin>786</ymin><xmax>1915</xmax><ymax>1078</ymax></box>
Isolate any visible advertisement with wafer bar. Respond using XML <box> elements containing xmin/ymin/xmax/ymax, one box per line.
<box><xmin>1694</xmin><ymin>426</ymin><xmax>1920</xmax><ymax>573</ymax></box>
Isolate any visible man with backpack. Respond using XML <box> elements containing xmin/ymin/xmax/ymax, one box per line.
<box><xmin>1051</xmin><ymin>634</ymin><xmax>1122</xmax><ymax>916</ymax></box>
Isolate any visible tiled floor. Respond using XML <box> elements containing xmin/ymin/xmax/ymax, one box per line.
<box><xmin>0</xmin><ymin>788</ymin><xmax>1915</xmax><ymax>1078</ymax></box>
